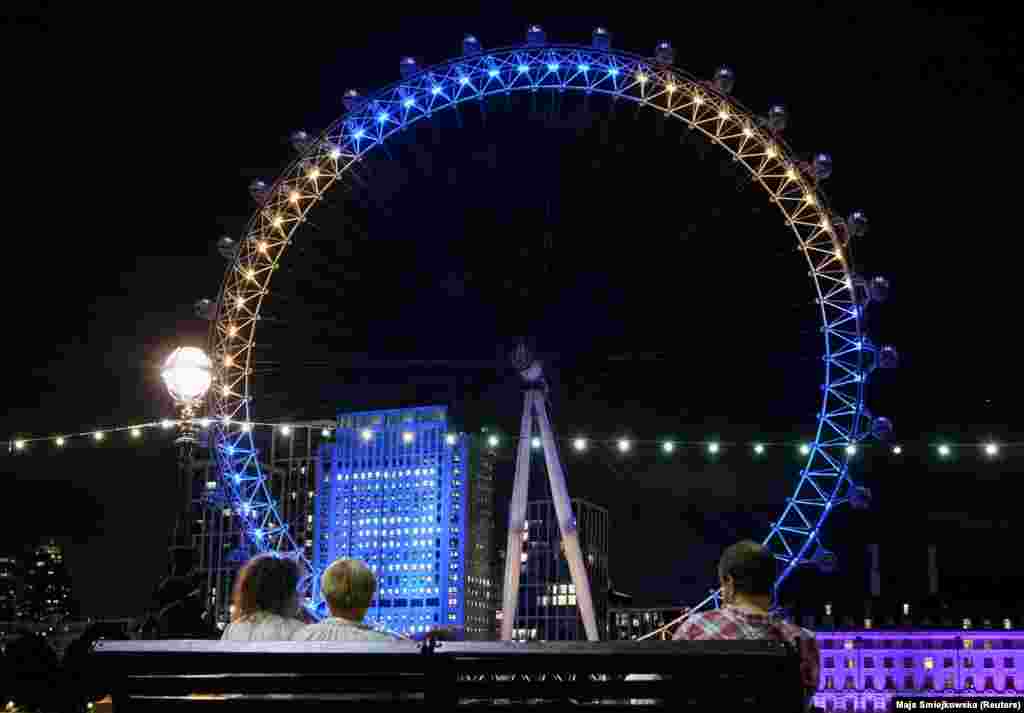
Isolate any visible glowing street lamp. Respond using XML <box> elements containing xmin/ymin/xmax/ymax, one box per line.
<box><xmin>161</xmin><ymin>346</ymin><xmax>213</xmax><ymax>573</ymax></box>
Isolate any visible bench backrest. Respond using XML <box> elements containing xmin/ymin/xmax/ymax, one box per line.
<box><xmin>91</xmin><ymin>639</ymin><xmax>804</xmax><ymax>710</ymax></box>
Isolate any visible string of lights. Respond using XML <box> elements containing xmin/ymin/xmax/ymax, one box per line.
<box><xmin>4</xmin><ymin>417</ymin><xmax>1016</xmax><ymax>458</ymax></box>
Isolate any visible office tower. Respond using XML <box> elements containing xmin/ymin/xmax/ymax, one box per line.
<box><xmin>0</xmin><ymin>555</ymin><xmax>19</xmax><ymax>621</ymax></box>
<box><xmin>20</xmin><ymin>539</ymin><xmax>72</xmax><ymax>621</ymax></box>
<box><xmin>314</xmin><ymin>406</ymin><xmax>496</xmax><ymax>638</ymax></box>
<box><xmin>513</xmin><ymin>498</ymin><xmax>609</xmax><ymax>641</ymax></box>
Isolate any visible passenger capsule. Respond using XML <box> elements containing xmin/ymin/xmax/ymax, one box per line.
<box><xmin>249</xmin><ymin>179</ymin><xmax>270</xmax><ymax>204</ymax></box>
<box><xmin>713</xmin><ymin>66</ymin><xmax>735</xmax><ymax>93</ymax></box>
<box><xmin>216</xmin><ymin>236</ymin><xmax>237</xmax><ymax>260</ymax></box>
<box><xmin>655</xmin><ymin>41</ymin><xmax>674</xmax><ymax>64</ymax></box>
<box><xmin>592</xmin><ymin>27</ymin><xmax>611</xmax><ymax>51</ymax></box>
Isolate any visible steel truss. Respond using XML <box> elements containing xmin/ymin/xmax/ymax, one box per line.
<box><xmin>208</xmin><ymin>39</ymin><xmax>884</xmax><ymax>621</ymax></box>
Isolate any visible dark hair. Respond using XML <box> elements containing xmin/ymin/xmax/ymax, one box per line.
<box><xmin>718</xmin><ymin>540</ymin><xmax>776</xmax><ymax>596</ymax></box>
<box><xmin>231</xmin><ymin>554</ymin><xmax>301</xmax><ymax>620</ymax></box>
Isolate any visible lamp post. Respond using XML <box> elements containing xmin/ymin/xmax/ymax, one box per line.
<box><xmin>161</xmin><ymin>346</ymin><xmax>212</xmax><ymax>575</ymax></box>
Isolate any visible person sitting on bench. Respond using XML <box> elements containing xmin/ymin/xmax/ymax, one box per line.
<box><xmin>221</xmin><ymin>554</ymin><xmax>305</xmax><ymax>641</ymax></box>
<box><xmin>293</xmin><ymin>558</ymin><xmax>400</xmax><ymax>642</ymax></box>
<box><xmin>673</xmin><ymin>540</ymin><xmax>821</xmax><ymax>709</ymax></box>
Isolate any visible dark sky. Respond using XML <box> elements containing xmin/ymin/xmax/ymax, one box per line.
<box><xmin>2</xmin><ymin>5</ymin><xmax>1021</xmax><ymax>617</ymax></box>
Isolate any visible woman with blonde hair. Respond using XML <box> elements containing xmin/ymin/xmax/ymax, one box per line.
<box><xmin>221</xmin><ymin>553</ymin><xmax>305</xmax><ymax>641</ymax></box>
<box><xmin>293</xmin><ymin>558</ymin><xmax>399</xmax><ymax>641</ymax></box>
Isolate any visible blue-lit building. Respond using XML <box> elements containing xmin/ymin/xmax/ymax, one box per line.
<box><xmin>314</xmin><ymin>406</ymin><xmax>497</xmax><ymax>638</ymax></box>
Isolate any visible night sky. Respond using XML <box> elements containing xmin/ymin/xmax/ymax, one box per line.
<box><xmin>2</xmin><ymin>6</ymin><xmax>1021</xmax><ymax>618</ymax></box>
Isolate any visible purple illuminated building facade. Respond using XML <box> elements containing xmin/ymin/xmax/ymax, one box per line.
<box><xmin>812</xmin><ymin>629</ymin><xmax>1023</xmax><ymax>711</ymax></box>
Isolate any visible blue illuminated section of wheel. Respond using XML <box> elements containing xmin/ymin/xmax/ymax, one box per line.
<box><xmin>209</xmin><ymin>33</ymin><xmax>890</xmax><ymax>621</ymax></box>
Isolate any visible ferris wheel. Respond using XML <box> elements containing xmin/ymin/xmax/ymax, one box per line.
<box><xmin>203</xmin><ymin>26</ymin><xmax>895</xmax><ymax>622</ymax></box>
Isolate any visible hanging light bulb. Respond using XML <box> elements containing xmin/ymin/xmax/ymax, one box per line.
<box><xmin>662</xmin><ymin>440</ymin><xmax>674</xmax><ymax>453</ymax></box>
<box><xmin>161</xmin><ymin>419</ymin><xmax>174</xmax><ymax>430</ymax></box>
<box><xmin>753</xmin><ymin>443</ymin><xmax>765</xmax><ymax>455</ymax></box>
<box><xmin>14</xmin><ymin>440</ymin><xmax>26</xmax><ymax>451</ymax></box>
<box><xmin>800</xmin><ymin>443</ymin><xmax>811</xmax><ymax>455</ymax></box>
<box><xmin>984</xmin><ymin>442</ymin><xmax>999</xmax><ymax>457</ymax></box>
<box><xmin>531</xmin><ymin>437</ymin><xmax>541</xmax><ymax>449</ymax></box>
<box><xmin>846</xmin><ymin>444</ymin><xmax>857</xmax><ymax>455</ymax></box>
<box><xmin>131</xmin><ymin>428</ymin><xmax>142</xmax><ymax>438</ymax></box>
<box><xmin>487</xmin><ymin>434</ymin><xmax>499</xmax><ymax>448</ymax></box>
<box><xmin>707</xmin><ymin>441</ymin><xmax>720</xmax><ymax>454</ymax></box>
<box><xmin>280</xmin><ymin>425</ymin><xmax>292</xmax><ymax>436</ymax></box>
<box><xmin>362</xmin><ymin>428</ymin><xmax>374</xmax><ymax>442</ymax></box>
<box><xmin>321</xmin><ymin>427</ymin><xmax>331</xmax><ymax>438</ymax></box>
<box><xmin>55</xmin><ymin>437</ymin><xmax>65</xmax><ymax>447</ymax></box>
<box><xmin>93</xmin><ymin>431</ymin><xmax>104</xmax><ymax>441</ymax></box>
<box><xmin>573</xmin><ymin>438</ymin><xmax>587</xmax><ymax>452</ymax></box>
<box><xmin>937</xmin><ymin>444</ymin><xmax>951</xmax><ymax>457</ymax></box>
<box><xmin>892</xmin><ymin>445</ymin><xmax>902</xmax><ymax>455</ymax></box>
<box><xmin>617</xmin><ymin>438</ymin><xmax>631</xmax><ymax>453</ymax></box>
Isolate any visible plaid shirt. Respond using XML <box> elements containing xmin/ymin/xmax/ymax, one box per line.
<box><xmin>673</xmin><ymin>605</ymin><xmax>820</xmax><ymax>695</ymax></box>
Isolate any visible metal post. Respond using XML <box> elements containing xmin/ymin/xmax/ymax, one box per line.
<box><xmin>533</xmin><ymin>391</ymin><xmax>599</xmax><ymax>641</ymax></box>
<box><xmin>500</xmin><ymin>388</ymin><xmax>534</xmax><ymax>641</ymax></box>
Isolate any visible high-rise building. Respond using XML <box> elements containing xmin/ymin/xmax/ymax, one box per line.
<box><xmin>19</xmin><ymin>539</ymin><xmax>73</xmax><ymax>622</ymax></box>
<box><xmin>314</xmin><ymin>406</ymin><xmax>497</xmax><ymax>638</ymax></box>
<box><xmin>513</xmin><ymin>498</ymin><xmax>610</xmax><ymax>641</ymax></box>
<box><xmin>0</xmin><ymin>555</ymin><xmax>20</xmax><ymax>621</ymax></box>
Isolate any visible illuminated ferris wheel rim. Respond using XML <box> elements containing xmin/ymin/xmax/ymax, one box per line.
<box><xmin>206</xmin><ymin>32</ymin><xmax>885</xmax><ymax>616</ymax></box>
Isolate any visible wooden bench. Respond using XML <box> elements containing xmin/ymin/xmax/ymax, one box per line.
<box><xmin>91</xmin><ymin>638</ymin><xmax>804</xmax><ymax>711</ymax></box>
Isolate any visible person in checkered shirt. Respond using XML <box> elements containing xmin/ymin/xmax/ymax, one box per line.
<box><xmin>673</xmin><ymin>540</ymin><xmax>821</xmax><ymax>707</ymax></box>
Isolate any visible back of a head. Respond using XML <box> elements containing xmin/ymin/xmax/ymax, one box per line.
<box><xmin>232</xmin><ymin>553</ymin><xmax>301</xmax><ymax>621</ymax></box>
<box><xmin>718</xmin><ymin>540</ymin><xmax>776</xmax><ymax>597</ymax></box>
<box><xmin>321</xmin><ymin>558</ymin><xmax>376</xmax><ymax>614</ymax></box>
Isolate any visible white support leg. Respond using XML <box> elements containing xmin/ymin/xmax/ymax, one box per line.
<box><xmin>500</xmin><ymin>388</ymin><xmax>535</xmax><ymax>641</ymax></box>
<box><xmin>533</xmin><ymin>391</ymin><xmax>600</xmax><ymax>641</ymax></box>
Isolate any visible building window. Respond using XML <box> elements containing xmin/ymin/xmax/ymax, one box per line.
<box><xmin>944</xmin><ymin>657</ymin><xmax>954</xmax><ymax>668</ymax></box>
<box><xmin>863</xmin><ymin>657</ymin><xmax>874</xmax><ymax>668</ymax></box>
<box><xmin>844</xmin><ymin>639</ymin><xmax>854</xmax><ymax>650</ymax></box>
<box><xmin>1005</xmin><ymin>657</ymin><xmax>1016</xmax><ymax>668</ymax></box>
<box><xmin>984</xmin><ymin>658</ymin><xmax>994</xmax><ymax>669</ymax></box>
<box><xmin>864</xmin><ymin>675</ymin><xmax>874</xmax><ymax>690</ymax></box>
<box><xmin>964</xmin><ymin>639</ymin><xmax>973</xmax><ymax>649</ymax></box>
<box><xmin>903</xmin><ymin>675</ymin><xmax>915</xmax><ymax>690</ymax></box>
<box><xmin>904</xmin><ymin>657</ymin><xmax>914</xmax><ymax>669</ymax></box>
<box><xmin>943</xmin><ymin>674</ymin><xmax>955</xmax><ymax>690</ymax></box>
<box><xmin>964</xmin><ymin>657</ymin><xmax>973</xmax><ymax>668</ymax></box>
<box><xmin>883</xmin><ymin>657</ymin><xmax>894</xmax><ymax>669</ymax></box>
<box><xmin>965</xmin><ymin>676</ymin><xmax>974</xmax><ymax>690</ymax></box>
<box><xmin>845</xmin><ymin>657</ymin><xmax>855</xmax><ymax>669</ymax></box>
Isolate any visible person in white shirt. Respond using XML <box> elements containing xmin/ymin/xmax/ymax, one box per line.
<box><xmin>292</xmin><ymin>558</ymin><xmax>399</xmax><ymax>642</ymax></box>
<box><xmin>221</xmin><ymin>554</ymin><xmax>305</xmax><ymax>641</ymax></box>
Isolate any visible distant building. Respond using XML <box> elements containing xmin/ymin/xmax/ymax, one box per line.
<box><xmin>512</xmin><ymin>498</ymin><xmax>609</xmax><ymax>641</ymax></box>
<box><xmin>18</xmin><ymin>540</ymin><xmax>72</xmax><ymax>622</ymax></box>
<box><xmin>0</xmin><ymin>555</ymin><xmax>20</xmax><ymax>620</ymax></box>
<box><xmin>315</xmin><ymin>406</ymin><xmax>497</xmax><ymax>638</ymax></box>
<box><xmin>608</xmin><ymin>605</ymin><xmax>687</xmax><ymax>641</ymax></box>
<box><xmin>812</xmin><ymin>628</ymin><xmax>1023</xmax><ymax>710</ymax></box>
